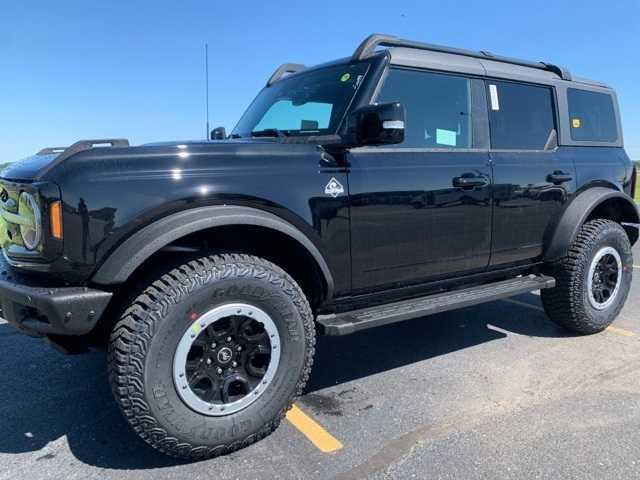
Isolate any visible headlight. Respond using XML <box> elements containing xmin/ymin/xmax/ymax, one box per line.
<box><xmin>18</xmin><ymin>192</ymin><xmax>42</xmax><ymax>250</ymax></box>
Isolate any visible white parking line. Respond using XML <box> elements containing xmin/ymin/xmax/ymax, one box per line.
<box><xmin>501</xmin><ymin>298</ymin><xmax>545</xmax><ymax>312</ymax></box>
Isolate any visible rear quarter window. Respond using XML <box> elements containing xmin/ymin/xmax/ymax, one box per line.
<box><xmin>567</xmin><ymin>88</ymin><xmax>618</xmax><ymax>142</ymax></box>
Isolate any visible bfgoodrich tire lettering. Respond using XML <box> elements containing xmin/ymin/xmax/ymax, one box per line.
<box><xmin>108</xmin><ymin>254</ymin><xmax>315</xmax><ymax>459</ymax></box>
<box><xmin>542</xmin><ymin>219</ymin><xmax>633</xmax><ymax>334</ymax></box>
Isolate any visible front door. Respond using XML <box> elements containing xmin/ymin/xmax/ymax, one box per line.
<box><xmin>348</xmin><ymin>68</ymin><xmax>492</xmax><ymax>293</ymax></box>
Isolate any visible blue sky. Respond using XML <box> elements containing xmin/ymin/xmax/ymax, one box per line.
<box><xmin>1</xmin><ymin>0</ymin><xmax>639</xmax><ymax>161</ymax></box>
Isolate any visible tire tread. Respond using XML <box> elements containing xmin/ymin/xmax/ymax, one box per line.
<box><xmin>542</xmin><ymin>219</ymin><xmax>631</xmax><ymax>334</ymax></box>
<box><xmin>107</xmin><ymin>253</ymin><xmax>315</xmax><ymax>459</ymax></box>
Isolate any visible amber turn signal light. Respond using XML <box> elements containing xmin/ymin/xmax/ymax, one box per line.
<box><xmin>50</xmin><ymin>201</ymin><xmax>63</xmax><ymax>239</ymax></box>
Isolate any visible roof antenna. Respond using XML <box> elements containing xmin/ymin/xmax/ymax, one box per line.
<box><xmin>205</xmin><ymin>43</ymin><xmax>210</xmax><ymax>140</ymax></box>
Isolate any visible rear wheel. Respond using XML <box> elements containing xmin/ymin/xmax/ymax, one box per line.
<box><xmin>542</xmin><ymin>219</ymin><xmax>633</xmax><ymax>334</ymax></box>
<box><xmin>108</xmin><ymin>254</ymin><xmax>315</xmax><ymax>459</ymax></box>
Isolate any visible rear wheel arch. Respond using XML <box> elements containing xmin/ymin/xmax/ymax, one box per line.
<box><xmin>543</xmin><ymin>187</ymin><xmax>639</xmax><ymax>263</ymax></box>
<box><xmin>92</xmin><ymin>205</ymin><xmax>335</xmax><ymax>303</ymax></box>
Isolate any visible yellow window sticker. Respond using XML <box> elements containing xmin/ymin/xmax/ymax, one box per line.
<box><xmin>572</xmin><ymin>118</ymin><xmax>581</xmax><ymax>128</ymax></box>
<box><xmin>340</xmin><ymin>73</ymin><xmax>351</xmax><ymax>82</ymax></box>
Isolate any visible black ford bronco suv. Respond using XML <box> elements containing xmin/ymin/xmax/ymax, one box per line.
<box><xmin>1</xmin><ymin>34</ymin><xmax>638</xmax><ymax>459</ymax></box>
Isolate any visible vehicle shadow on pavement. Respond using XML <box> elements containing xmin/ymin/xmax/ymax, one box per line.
<box><xmin>307</xmin><ymin>293</ymin><xmax>572</xmax><ymax>393</ymax></box>
<box><xmin>0</xmin><ymin>325</ymin><xmax>189</xmax><ymax>470</ymax></box>
<box><xmin>0</xmin><ymin>294</ymin><xmax>571</xmax><ymax>470</ymax></box>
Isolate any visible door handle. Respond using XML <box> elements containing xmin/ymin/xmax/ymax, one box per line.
<box><xmin>547</xmin><ymin>172</ymin><xmax>573</xmax><ymax>184</ymax></box>
<box><xmin>453</xmin><ymin>175</ymin><xmax>489</xmax><ymax>188</ymax></box>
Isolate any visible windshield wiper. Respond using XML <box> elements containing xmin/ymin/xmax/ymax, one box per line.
<box><xmin>251</xmin><ymin>129</ymin><xmax>290</xmax><ymax>138</ymax></box>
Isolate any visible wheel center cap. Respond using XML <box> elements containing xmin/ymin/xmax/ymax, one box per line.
<box><xmin>217</xmin><ymin>347</ymin><xmax>233</xmax><ymax>364</ymax></box>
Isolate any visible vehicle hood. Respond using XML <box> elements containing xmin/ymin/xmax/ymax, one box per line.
<box><xmin>0</xmin><ymin>138</ymin><xmax>285</xmax><ymax>182</ymax></box>
<box><xmin>0</xmin><ymin>153</ymin><xmax>59</xmax><ymax>182</ymax></box>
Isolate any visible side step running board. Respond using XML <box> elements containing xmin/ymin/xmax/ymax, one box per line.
<box><xmin>317</xmin><ymin>275</ymin><xmax>555</xmax><ymax>336</ymax></box>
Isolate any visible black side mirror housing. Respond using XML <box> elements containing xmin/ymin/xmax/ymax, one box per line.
<box><xmin>349</xmin><ymin>102</ymin><xmax>405</xmax><ymax>146</ymax></box>
<box><xmin>210</xmin><ymin>127</ymin><xmax>227</xmax><ymax>140</ymax></box>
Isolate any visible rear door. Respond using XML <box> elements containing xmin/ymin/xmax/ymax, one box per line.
<box><xmin>487</xmin><ymin>80</ymin><xmax>576</xmax><ymax>265</ymax></box>
<box><xmin>348</xmin><ymin>68</ymin><xmax>492</xmax><ymax>293</ymax></box>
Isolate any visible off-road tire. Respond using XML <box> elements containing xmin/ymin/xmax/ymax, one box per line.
<box><xmin>542</xmin><ymin>219</ymin><xmax>633</xmax><ymax>334</ymax></box>
<box><xmin>108</xmin><ymin>254</ymin><xmax>315</xmax><ymax>459</ymax></box>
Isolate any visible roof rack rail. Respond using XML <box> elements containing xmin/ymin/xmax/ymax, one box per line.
<box><xmin>266</xmin><ymin>63</ymin><xmax>306</xmax><ymax>86</ymax></box>
<box><xmin>36</xmin><ymin>139</ymin><xmax>130</xmax><ymax>178</ymax></box>
<box><xmin>37</xmin><ymin>147</ymin><xmax>68</xmax><ymax>155</ymax></box>
<box><xmin>38</xmin><ymin>139</ymin><xmax>129</xmax><ymax>159</ymax></box>
<box><xmin>352</xmin><ymin>34</ymin><xmax>572</xmax><ymax>81</ymax></box>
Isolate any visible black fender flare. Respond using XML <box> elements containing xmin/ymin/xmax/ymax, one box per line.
<box><xmin>92</xmin><ymin>205</ymin><xmax>335</xmax><ymax>299</ymax></box>
<box><xmin>543</xmin><ymin>187</ymin><xmax>640</xmax><ymax>262</ymax></box>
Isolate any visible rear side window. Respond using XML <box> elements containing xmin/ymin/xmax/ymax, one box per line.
<box><xmin>487</xmin><ymin>81</ymin><xmax>556</xmax><ymax>150</ymax></box>
<box><xmin>375</xmin><ymin>69</ymin><xmax>472</xmax><ymax>149</ymax></box>
<box><xmin>567</xmin><ymin>88</ymin><xmax>618</xmax><ymax>142</ymax></box>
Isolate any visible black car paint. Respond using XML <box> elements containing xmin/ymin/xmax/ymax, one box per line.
<box><xmin>0</xmin><ymin>52</ymin><xmax>636</xmax><ymax>320</ymax></box>
<box><xmin>347</xmin><ymin>148</ymin><xmax>493</xmax><ymax>293</ymax></box>
<box><xmin>42</xmin><ymin>140</ymin><xmax>353</xmax><ymax>294</ymax></box>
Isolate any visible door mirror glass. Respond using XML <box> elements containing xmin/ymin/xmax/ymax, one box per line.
<box><xmin>350</xmin><ymin>103</ymin><xmax>405</xmax><ymax>146</ymax></box>
<box><xmin>210</xmin><ymin>127</ymin><xmax>227</xmax><ymax>140</ymax></box>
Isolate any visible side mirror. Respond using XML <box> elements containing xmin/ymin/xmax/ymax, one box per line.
<box><xmin>349</xmin><ymin>102</ymin><xmax>405</xmax><ymax>146</ymax></box>
<box><xmin>210</xmin><ymin>127</ymin><xmax>227</xmax><ymax>140</ymax></box>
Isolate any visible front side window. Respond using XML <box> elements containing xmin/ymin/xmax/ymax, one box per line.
<box><xmin>375</xmin><ymin>69</ymin><xmax>472</xmax><ymax>149</ymax></box>
<box><xmin>233</xmin><ymin>63</ymin><xmax>368</xmax><ymax>137</ymax></box>
<box><xmin>567</xmin><ymin>88</ymin><xmax>618</xmax><ymax>142</ymax></box>
<box><xmin>487</xmin><ymin>81</ymin><xmax>556</xmax><ymax>150</ymax></box>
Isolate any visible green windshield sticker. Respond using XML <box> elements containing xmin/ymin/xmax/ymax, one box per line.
<box><xmin>340</xmin><ymin>73</ymin><xmax>351</xmax><ymax>82</ymax></box>
<box><xmin>436</xmin><ymin>128</ymin><xmax>457</xmax><ymax>147</ymax></box>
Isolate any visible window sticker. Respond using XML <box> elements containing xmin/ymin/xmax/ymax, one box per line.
<box><xmin>436</xmin><ymin>128</ymin><xmax>457</xmax><ymax>146</ymax></box>
<box><xmin>340</xmin><ymin>73</ymin><xmax>351</xmax><ymax>82</ymax></box>
<box><xmin>572</xmin><ymin>118</ymin><xmax>581</xmax><ymax>128</ymax></box>
<box><xmin>489</xmin><ymin>84</ymin><xmax>500</xmax><ymax>111</ymax></box>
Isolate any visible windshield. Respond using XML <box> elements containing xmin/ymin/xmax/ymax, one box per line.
<box><xmin>232</xmin><ymin>63</ymin><xmax>369</xmax><ymax>138</ymax></box>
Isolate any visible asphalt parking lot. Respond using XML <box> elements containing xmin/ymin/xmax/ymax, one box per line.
<box><xmin>1</xmin><ymin>242</ymin><xmax>639</xmax><ymax>480</ymax></box>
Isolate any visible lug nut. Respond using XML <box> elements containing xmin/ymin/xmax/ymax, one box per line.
<box><xmin>206</xmin><ymin>358</ymin><xmax>212</xmax><ymax>365</ymax></box>
<box><xmin>232</xmin><ymin>361</ymin><xmax>238</xmax><ymax>368</ymax></box>
<box><xmin>216</xmin><ymin>367</ymin><xmax>223</xmax><ymax>375</ymax></box>
<box><xmin>226</xmin><ymin>336</ymin><xmax>232</xmax><ymax>342</ymax></box>
<box><xmin>211</xmin><ymin>342</ymin><xmax>217</xmax><ymax>349</ymax></box>
<box><xmin>236</xmin><ymin>345</ymin><xmax>242</xmax><ymax>352</ymax></box>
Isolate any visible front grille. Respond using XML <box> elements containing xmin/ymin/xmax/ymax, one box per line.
<box><xmin>0</xmin><ymin>181</ymin><xmax>27</xmax><ymax>252</ymax></box>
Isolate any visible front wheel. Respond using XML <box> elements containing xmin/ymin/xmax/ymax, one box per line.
<box><xmin>542</xmin><ymin>219</ymin><xmax>633</xmax><ymax>334</ymax></box>
<box><xmin>108</xmin><ymin>254</ymin><xmax>315</xmax><ymax>459</ymax></box>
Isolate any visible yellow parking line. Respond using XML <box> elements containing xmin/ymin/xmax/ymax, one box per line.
<box><xmin>286</xmin><ymin>404</ymin><xmax>343</xmax><ymax>453</ymax></box>
<box><xmin>606</xmin><ymin>325</ymin><xmax>636</xmax><ymax>337</ymax></box>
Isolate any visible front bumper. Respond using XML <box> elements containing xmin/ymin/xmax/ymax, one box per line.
<box><xmin>0</xmin><ymin>255</ymin><xmax>112</xmax><ymax>337</ymax></box>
